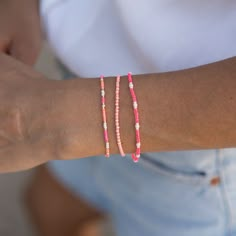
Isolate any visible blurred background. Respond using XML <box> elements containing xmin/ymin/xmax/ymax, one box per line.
<box><xmin>0</xmin><ymin>44</ymin><xmax>63</xmax><ymax>236</ymax></box>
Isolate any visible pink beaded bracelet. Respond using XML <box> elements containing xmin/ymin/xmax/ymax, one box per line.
<box><xmin>100</xmin><ymin>75</ymin><xmax>110</xmax><ymax>158</ymax></box>
<box><xmin>128</xmin><ymin>72</ymin><xmax>141</xmax><ymax>162</ymax></box>
<box><xmin>115</xmin><ymin>75</ymin><xmax>125</xmax><ymax>157</ymax></box>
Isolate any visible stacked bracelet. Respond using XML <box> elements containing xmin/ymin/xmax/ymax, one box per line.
<box><xmin>128</xmin><ymin>72</ymin><xmax>141</xmax><ymax>162</ymax></box>
<box><xmin>99</xmin><ymin>73</ymin><xmax>141</xmax><ymax>162</ymax></box>
<box><xmin>115</xmin><ymin>75</ymin><xmax>125</xmax><ymax>157</ymax></box>
<box><xmin>100</xmin><ymin>75</ymin><xmax>110</xmax><ymax>158</ymax></box>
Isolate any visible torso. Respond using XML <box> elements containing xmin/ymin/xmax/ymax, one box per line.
<box><xmin>40</xmin><ymin>0</ymin><xmax>236</xmax><ymax>77</ymax></box>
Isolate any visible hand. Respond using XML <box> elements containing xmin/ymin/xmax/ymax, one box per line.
<box><xmin>0</xmin><ymin>53</ymin><xmax>61</xmax><ymax>173</ymax></box>
<box><xmin>0</xmin><ymin>0</ymin><xmax>42</xmax><ymax>65</ymax></box>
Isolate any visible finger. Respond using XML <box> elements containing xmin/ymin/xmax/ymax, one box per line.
<box><xmin>0</xmin><ymin>35</ymin><xmax>11</xmax><ymax>53</ymax></box>
<box><xmin>9</xmin><ymin>15</ymin><xmax>43</xmax><ymax>66</ymax></box>
<box><xmin>10</xmin><ymin>34</ymin><xmax>42</xmax><ymax>66</ymax></box>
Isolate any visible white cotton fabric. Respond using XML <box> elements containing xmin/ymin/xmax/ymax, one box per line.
<box><xmin>40</xmin><ymin>0</ymin><xmax>236</xmax><ymax>77</ymax></box>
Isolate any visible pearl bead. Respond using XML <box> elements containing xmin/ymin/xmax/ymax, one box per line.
<box><xmin>101</xmin><ymin>90</ymin><xmax>105</xmax><ymax>97</ymax></box>
<box><xmin>136</xmin><ymin>142</ymin><xmax>141</xmax><ymax>148</ymax></box>
<box><xmin>135</xmin><ymin>123</ymin><xmax>140</xmax><ymax>130</ymax></box>
<box><xmin>103</xmin><ymin>122</ymin><xmax>107</xmax><ymax>130</ymax></box>
<box><xmin>133</xmin><ymin>101</ymin><xmax>138</xmax><ymax>109</ymax></box>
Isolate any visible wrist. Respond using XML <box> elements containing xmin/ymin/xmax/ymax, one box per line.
<box><xmin>52</xmin><ymin>75</ymin><xmax>136</xmax><ymax>160</ymax></box>
<box><xmin>53</xmin><ymin>78</ymin><xmax>108</xmax><ymax>159</ymax></box>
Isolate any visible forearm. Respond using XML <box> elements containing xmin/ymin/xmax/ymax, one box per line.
<box><xmin>133</xmin><ymin>57</ymin><xmax>236</xmax><ymax>152</ymax></box>
<box><xmin>59</xmin><ymin>57</ymin><xmax>236</xmax><ymax>158</ymax></box>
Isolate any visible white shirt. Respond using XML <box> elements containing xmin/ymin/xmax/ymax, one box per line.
<box><xmin>40</xmin><ymin>0</ymin><xmax>236</xmax><ymax>78</ymax></box>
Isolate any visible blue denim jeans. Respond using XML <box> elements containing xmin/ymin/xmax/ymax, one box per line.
<box><xmin>48</xmin><ymin>64</ymin><xmax>236</xmax><ymax>236</ymax></box>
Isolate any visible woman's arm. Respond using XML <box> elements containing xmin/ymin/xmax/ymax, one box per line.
<box><xmin>58</xmin><ymin>56</ymin><xmax>236</xmax><ymax>159</ymax></box>
<box><xmin>0</xmin><ymin>54</ymin><xmax>236</xmax><ymax>172</ymax></box>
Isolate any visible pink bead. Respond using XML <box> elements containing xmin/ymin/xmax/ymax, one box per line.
<box><xmin>115</xmin><ymin>75</ymin><xmax>126</xmax><ymax>157</ymax></box>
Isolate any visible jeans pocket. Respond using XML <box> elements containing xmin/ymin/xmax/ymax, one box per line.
<box><xmin>139</xmin><ymin>154</ymin><xmax>209</xmax><ymax>185</ymax></box>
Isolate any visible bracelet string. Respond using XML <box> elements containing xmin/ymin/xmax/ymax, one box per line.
<box><xmin>115</xmin><ymin>75</ymin><xmax>125</xmax><ymax>157</ymax></box>
<box><xmin>100</xmin><ymin>75</ymin><xmax>110</xmax><ymax>157</ymax></box>
<box><xmin>128</xmin><ymin>72</ymin><xmax>141</xmax><ymax>162</ymax></box>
